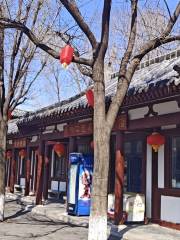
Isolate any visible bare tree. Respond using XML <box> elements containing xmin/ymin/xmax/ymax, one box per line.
<box><xmin>0</xmin><ymin>1</ymin><xmax>180</xmax><ymax>240</ymax></box>
<box><xmin>0</xmin><ymin>0</ymin><xmax>62</xmax><ymax>221</ymax></box>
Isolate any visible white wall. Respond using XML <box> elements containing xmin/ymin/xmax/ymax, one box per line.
<box><xmin>161</xmin><ymin>196</ymin><xmax>180</xmax><ymax>223</ymax></box>
<box><xmin>158</xmin><ymin>145</ymin><xmax>164</xmax><ymax>188</ymax></box>
<box><xmin>154</xmin><ymin>101</ymin><xmax>180</xmax><ymax>115</ymax></box>
<box><xmin>59</xmin><ymin>182</ymin><xmax>66</xmax><ymax>192</ymax></box>
<box><xmin>146</xmin><ymin>144</ymin><xmax>152</xmax><ymax>218</ymax></box>
<box><xmin>51</xmin><ymin>181</ymin><xmax>58</xmax><ymax>191</ymax></box>
<box><xmin>51</xmin><ymin>181</ymin><xmax>66</xmax><ymax>192</ymax></box>
<box><xmin>128</xmin><ymin>101</ymin><xmax>180</xmax><ymax>121</ymax></box>
<box><xmin>20</xmin><ymin>178</ymin><xmax>25</xmax><ymax>187</ymax></box>
<box><xmin>128</xmin><ymin>107</ymin><xmax>148</xmax><ymax>120</ymax></box>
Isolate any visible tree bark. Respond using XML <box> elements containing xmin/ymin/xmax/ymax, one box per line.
<box><xmin>114</xmin><ymin>131</ymin><xmax>124</xmax><ymax>225</ymax></box>
<box><xmin>0</xmin><ymin>121</ymin><xmax>7</xmax><ymax>221</ymax></box>
<box><xmin>88</xmin><ymin>62</ymin><xmax>110</xmax><ymax>240</ymax></box>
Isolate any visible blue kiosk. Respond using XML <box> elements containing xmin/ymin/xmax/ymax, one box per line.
<box><xmin>67</xmin><ymin>153</ymin><xmax>93</xmax><ymax>216</ymax></box>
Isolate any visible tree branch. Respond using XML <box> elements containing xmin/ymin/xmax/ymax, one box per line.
<box><xmin>106</xmin><ymin>0</ymin><xmax>180</xmax><ymax>133</ymax></box>
<box><xmin>60</xmin><ymin>0</ymin><xmax>97</xmax><ymax>49</ymax></box>
<box><xmin>10</xmin><ymin>60</ymin><xmax>47</xmax><ymax>110</ymax></box>
<box><xmin>98</xmin><ymin>0</ymin><xmax>112</xmax><ymax>60</ymax></box>
<box><xmin>0</xmin><ymin>17</ymin><xmax>93</xmax><ymax>67</ymax></box>
<box><xmin>119</xmin><ymin>0</ymin><xmax>138</xmax><ymax>73</ymax></box>
<box><xmin>0</xmin><ymin>5</ymin><xmax>5</xmax><ymax>120</ymax></box>
<box><xmin>106</xmin><ymin>0</ymin><xmax>138</xmax><ymax>130</ymax></box>
<box><xmin>6</xmin><ymin>1</ymin><xmax>33</xmax><ymax>112</ymax></box>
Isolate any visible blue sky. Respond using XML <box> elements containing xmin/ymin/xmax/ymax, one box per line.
<box><xmin>15</xmin><ymin>0</ymin><xmax>180</xmax><ymax>111</ymax></box>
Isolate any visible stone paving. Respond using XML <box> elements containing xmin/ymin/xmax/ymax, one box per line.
<box><xmin>5</xmin><ymin>192</ymin><xmax>180</xmax><ymax>240</ymax></box>
<box><xmin>1</xmin><ymin>200</ymin><xmax>89</xmax><ymax>240</ymax></box>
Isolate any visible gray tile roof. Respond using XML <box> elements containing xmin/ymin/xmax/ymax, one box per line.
<box><xmin>8</xmin><ymin>49</ymin><xmax>180</xmax><ymax>133</ymax></box>
<box><xmin>106</xmin><ymin>54</ymin><xmax>180</xmax><ymax>97</ymax></box>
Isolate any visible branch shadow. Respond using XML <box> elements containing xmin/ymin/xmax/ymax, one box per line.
<box><xmin>4</xmin><ymin>208</ymin><xmax>29</xmax><ymax>221</ymax></box>
<box><xmin>108</xmin><ymin>223</ymin><xmax>144</xmax><ymax>240</ymax></box>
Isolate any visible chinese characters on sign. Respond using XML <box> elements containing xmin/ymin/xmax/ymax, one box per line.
<box><xmin>64</xmin><ymin>114</ymin><xmax>128</xmax><ymax>137</ymax></box>
<box><xmin>13</xmin><ymin>138</ymin><xmax>26</xmax><ymax>148</ymax></box>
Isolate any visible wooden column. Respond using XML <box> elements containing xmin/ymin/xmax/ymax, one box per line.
<box><xmin>43</xmin><ymin>144</ymin><xmax>49</xmax><ymax>201</ymax></box>
<box><xmin>151</xmin><ymin>150</ymin><xmax>160</xmax><ymax>221</ymax></box>
<box><xmin>36</xmin><ymin>141</ymin><xmax>45</xmax><ymax>205</ymax></box>
<box><xmin>114</xmin><ymin>131</ymin><xmax>124</xmax><ymax>225</ymax></box>
<box><xmin>25</xmin><ymin>146</ymin><xmax>31</xmax><ymax>196</ymax></box>
<box><xmin>7</xmin><ymin>157</ymin><xmax>12</xmax><ymax>187</ymax></box>
<box><xmin>69</xmin><ymin>137</ymin><xmax>77</xmax><ymax>153</ymax></box>
<box><xmin>9</xmin><ymin>149</ymin><xmax>15</xmax><ymax>193</ymax></box>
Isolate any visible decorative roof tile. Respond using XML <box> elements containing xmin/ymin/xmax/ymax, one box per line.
<box><xmin>9</xmin><ymin>49</ymin><xmax>180</xmax><ymax>128</ymax></box>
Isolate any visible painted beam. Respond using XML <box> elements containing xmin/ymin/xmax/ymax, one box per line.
<box><xmin>128</xmin><ymin>112</ymin><xmax>180</xmax><ymax>130</ymax></box>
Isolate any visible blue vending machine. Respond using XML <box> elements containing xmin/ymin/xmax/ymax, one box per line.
<box><xmin>67</xmin><ymin>153</ymin><xmax>93</xmax><ymax>216</ymax></box>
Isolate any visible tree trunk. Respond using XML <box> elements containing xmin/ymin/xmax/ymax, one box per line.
<box><xmin>0</xmin><ymin>121</ymin><xmax>7</xmax><ymax>221</ymax></box>
<box><xmin>88</xmin><ymin>62</ymin><xmax>110</xmax><ymax>240</ymax></box>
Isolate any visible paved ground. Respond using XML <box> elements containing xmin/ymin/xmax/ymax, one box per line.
<box><xmin>0</xmin><ymin>200</ymin><xmax>117</xmax><ymax>240</ymax></box>
<box><xmin>2</xmin><ymin>195</ymin><xmax>180</xmax><ymax>240</ymax></box>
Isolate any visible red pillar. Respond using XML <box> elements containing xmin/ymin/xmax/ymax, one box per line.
<box><xmin>43</xmin><ymin>144</ymin><xmax>49</xmax><ymax>201</ymax></box>
<box><xmin>25</xmin><ymin>146</ymin><xmax>31</xmax><ymax>196</ymax></box>
<box><xmin>10</xmin><ymin>149</ymin><xmax>16</xmax><ymax>193</ymax></box>
<box><xmin>36</xmin><ymin>141</ymin><xmax>44</xmax><ymax>205</ymax></box>
<box><xmin>114</xmin><ymin>131</ymin><xmax>124</xmax><ymax>225</ymax></box>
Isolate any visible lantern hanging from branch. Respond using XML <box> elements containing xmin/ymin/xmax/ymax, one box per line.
<box><xmin>60</xmin><ymin>45</ymin><xmax>74</xmax><ymax>68</ymax></box>
<box><xmin>147</xmin><ymin>132</ymin><xmax>165</xmax><ymax>152</ymax></box>
<box><xmin>19</xmin><ymin>149</ymin><xmax>26</xmax><ymax>158</ymax></box>
<box><xmin>6</xmin><ymin>150</ymin><xmax>12</xmax><ymax>159</ymax></box>
<box><xmin>53</xmin><ymin>143</ymin><xmax>65</xmax><ymax>157</ymax></box>
<box><xmin>86</xmin><ymin>89</ymin><xmax>94</xmax><ymax>107</ymax></box>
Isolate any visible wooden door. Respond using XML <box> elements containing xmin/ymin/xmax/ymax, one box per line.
<box><xmin>124</xmin><ymin>139</ymin><xmax>143</xmax><ymax>193</ymax></box>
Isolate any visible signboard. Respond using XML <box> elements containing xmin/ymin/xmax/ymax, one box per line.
<box><xmin>13</xmin><ymin>138</ymin><xmax>26</xmax><ymax>148</ymax></box>
<box><xmin>64</xmin><ymin>121</ymin><xmax>93</xmax><ymax>137</ymax></box>
<box><xmin>113</xmin><ymin>114</ymin><xmax>128</xmax><ymax>131</ymax></box>
<box><xmin>64</xmin><ymin>114</ymin><xmax>128</xmax><ymax>137</ymax></box>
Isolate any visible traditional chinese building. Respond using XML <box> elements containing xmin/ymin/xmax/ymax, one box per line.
<box><xmin>6</xmin><ymin>49</ymin><xmax>180</xmax><ymax>229</ymax></box>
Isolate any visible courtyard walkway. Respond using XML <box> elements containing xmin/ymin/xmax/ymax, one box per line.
<box><xmin>5</xmin><ymin>193</ymin><xmax>180</xmax><ymax>240</ymax></box>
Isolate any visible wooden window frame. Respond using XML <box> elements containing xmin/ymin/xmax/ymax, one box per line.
<box><xmin>164</xmin><ymin>128</ymin><xmax>180</xmax><ymax>194</ymax></box>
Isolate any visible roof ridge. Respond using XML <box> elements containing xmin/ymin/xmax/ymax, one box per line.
<box><xmin>27</xmin><ymin>90</ymin><xmax>87</xmax><ymax>116</ymax></box>
<box><xmin>111</xmin><ymin>48</ymin><xmax>180</xmax><ymax>79</ymax></box>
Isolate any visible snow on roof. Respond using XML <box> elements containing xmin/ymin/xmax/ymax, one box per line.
<box><xmin>106</xmin><ymin>54</ymin><xmax>180</xmax><ymax>97</ymax></box>
<box><xmin>11</xmin><ymin>49</ymin><xmax>180</xmax><ymax>127</ymax></box>
<box><xmin>8</xmin><ymin>119</ymin><xmax>19</xmax><ymax>135</ymax></box>
<box><xmin>13</xmin><ymin>109</ymin><xmax>29</xmax><ymax>117</ymax></box>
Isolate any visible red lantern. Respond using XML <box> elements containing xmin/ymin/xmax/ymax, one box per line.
<box><xmin>19</xmin><ymin>149</ymin><xmax>26</xmax><ymax>158</ymax></box>
<box><xmin>147</xmin><ymin>132</ymin><xmax>165</xmax><ymax>152</ymax></box>
<box><xmin>6</xmin><ymin>150</ymin><xmax>12</xmax><ymax>159</ymax></box>
<box><xmin>86</xmin><ymin>89</ymin><xmax>94</xmax><ymax>107</ymax></box>
<box><xmin>8</xmin><ymin>110</ymin><xmax>12</xmax><ymax>120</ymax></box>
<box><xmin>60</xmin><ymin>45</ymin><xmax>74</xmax><ymax>68</ymax></box>
<box><xmin>53</xmin><ymin>143</ymin><xmax>65</xmax><ymax>157</ymax></box>
<box><xmin>90</xmin><ymin>141</ymin><xmax>94</xmax><ymax>149</ymax></box>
